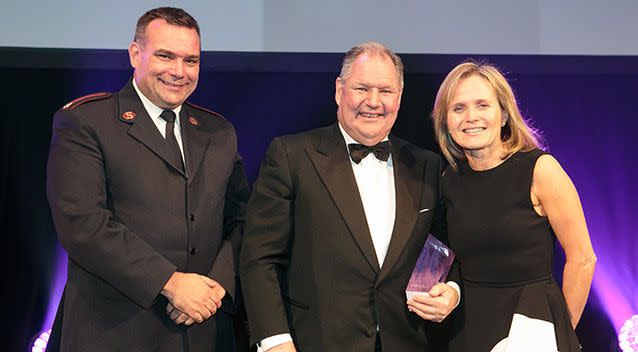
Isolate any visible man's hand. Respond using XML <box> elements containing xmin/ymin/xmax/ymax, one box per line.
<box><xmin>163</xmin><ymin>276</ymin><xmax>228</xmax><ymax>325</ymax></box>
<box><xmin>266</xmin><ymin>341</ymin><xmax>297</xmax><ymax>352</ymax></box>
<box><xmin>166</xmin><ymin>302</ymin><xmax>196</xmax><ymax>325</ymax></box>
<box><xmin>406</xmin><ymin>282</ymin><xmax>459</xmax><ymax>322</ymax></box>
<box><xmin>210</xmin><ymin>279</ymin><xmax>226</xmax><ymax>309</ymax></box>
<box><xmin>161</xmin><ymin>272</ymin><xmax>218</xmax><ymax>323</ymax></box>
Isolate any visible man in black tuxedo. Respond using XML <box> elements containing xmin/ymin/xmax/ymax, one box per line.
<box><xmin>46</xmin><ymin>7</ymin><xmax>249</xmax><ymax>351</ymax></box>
<box><xmin>240</xmin><ymin>42</ymin><xmax>459</xmax><ymax>352</ymax></box>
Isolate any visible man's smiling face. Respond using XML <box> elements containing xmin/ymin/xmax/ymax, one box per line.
<box><xmin>129</xmin><ymin>18</ymin><xmax>200</xmax><ymax>109</ymax></box>
<box><xmin>335</xmin><ymin>52</ymin><xmax>402</xmax><ymax>146</ymax></box>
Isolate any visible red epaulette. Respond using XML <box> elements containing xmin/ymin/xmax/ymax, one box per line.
<box><xmin>184</xmin><ymin>101</ymin><xmax>227</xmax><ymax>121</ymax></box>
<box><xmin>61</xmin><ymin>92</ymin><xmax>112</xmax><ymax>110</ymax></box>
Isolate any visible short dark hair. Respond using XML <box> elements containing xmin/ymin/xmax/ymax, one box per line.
<box><xmin>134</xmin><ymin>7</ymin><xmax>200</xmax><ymax>46</ymax></box>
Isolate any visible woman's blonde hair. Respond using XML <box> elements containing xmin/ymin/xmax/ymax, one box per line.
<box><xmin>431</xmin><ymin>60</ymin><xmax>544</xmax><ymax>169</ymax></box>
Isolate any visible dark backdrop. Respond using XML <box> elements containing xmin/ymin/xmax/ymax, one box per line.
<box><xmin>1</xmin><ymin>48</ymin><xmax>636</xmax><ymax>351</ymax></box>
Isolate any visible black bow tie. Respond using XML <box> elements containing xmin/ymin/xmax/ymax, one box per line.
<box><xmin>348</xmin><ymin>141</ymin><xmax>391</xmax><ymax>164</ymax></box>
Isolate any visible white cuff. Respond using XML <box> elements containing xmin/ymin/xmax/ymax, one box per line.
<box><xmin>446</xmin><ymin>280</ymin><xmax>461</xmax><ymax>308</ymax></box>
<box><xmin>259</xmin><ymin>333</ymin><xmax>293</xmax><ymax>352</ymax></box>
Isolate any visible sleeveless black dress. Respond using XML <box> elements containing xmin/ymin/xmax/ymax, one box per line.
<box><xmin>442</xmin><ymin>149</ymin><xmax>581</xmax><ymax>352</ymax></box>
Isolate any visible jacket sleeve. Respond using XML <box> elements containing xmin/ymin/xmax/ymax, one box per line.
<box><xmin>207</xmin><ymin>151</ymin><xmax>250</xmax><ymax>303</ymax></box>
<box><xmin>239</xmin><ymin>137</ymin><xmax>295</xmax><ymax>346</ymax></box>
<box><xmin>46</xmin><ymin>109</ymin><xmax>176</xmax><ymax>309</ymax></box>
<box><xmin>431</xmin><ymin>160</ymin><xmax>462</xmax><ymax>286</ymax></box>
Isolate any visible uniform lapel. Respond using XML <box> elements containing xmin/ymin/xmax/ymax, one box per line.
<box><xmin>118</xmin><ymin>80</ymin><xmax>185</xmax><ymax>177</ymax></box>
<box><xmin>179</xmin><ymin>106</ymin><xmax>210</xmax><ymax>187</ymax></box>
<box><xmin>378</xmin><ymin>137</ymin><xmax>422</xmax><ymax>282</ymax></box>
<box><xmin>306</xmin><ymin>124</ymin><xmax>381</xmax><ymax>273</ymax></box>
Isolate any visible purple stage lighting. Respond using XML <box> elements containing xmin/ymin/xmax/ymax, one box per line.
<box><xmin>31</xmin><ymin>329</ymin><xmax>51</xmax><ymax>352</ymax></box>
<box><xmin>42</xmin><ymin>244</ymin><xmax>68</xmax><ymax>332</ymax></box>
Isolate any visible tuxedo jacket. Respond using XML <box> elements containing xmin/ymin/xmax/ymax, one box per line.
<box><xmin>240</xmin><ymin>124</ymin><xmax>442</xmax><ymax>351</ymax></box>
<box><xmin>46</xmin><ymin>80</ymin><xmax>250</xmax><ymax>352</ymax></box>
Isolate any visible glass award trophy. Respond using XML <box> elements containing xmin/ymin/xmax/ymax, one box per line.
<box><xmin>406</xmin><ymin>234</ymin><xmax>455</xmax><ymax>300</ymax></box>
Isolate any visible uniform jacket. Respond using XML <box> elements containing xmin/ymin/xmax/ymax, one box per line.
<box><xmin>239</xmin><ymin>124</ymin><xmax>442</xmax><ymax>351</ymax></box>
<box><xmin>46</xmin><ymin>79</ymin><xmax>250</xmax><ymax>352</ymax></box>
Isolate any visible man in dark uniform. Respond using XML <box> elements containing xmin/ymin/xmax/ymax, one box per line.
<box><xmin>45</xmin><ymin>7</ymin><xmax>249</xmax><ymax>351</ymax></box>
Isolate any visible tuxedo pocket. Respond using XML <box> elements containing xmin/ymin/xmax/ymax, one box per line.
<box><xmin>416</xmin><ymin>208</ymin><xmax>434</xmax><ymax>220</ymax></box>
<box><xmin>413</xmin><ymin>208</ymin><xmax>434</xmax><ymax>233</ymax></box>
<box><xmin>282</xmin><ymin>295</ymin><xmax>310</xmax><ymax>310</ymax></box>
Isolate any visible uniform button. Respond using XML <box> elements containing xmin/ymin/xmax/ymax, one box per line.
<box><xmin>189</xmin><ymin>214</ymin><xmax>195</xmax><ymax>221</ymax></box>
<box><xmin>365</xmin><ymin>329</ymin><xmax>374</xmax><ymax>337</ymax></box>
<box><xmin>190</xmin><ymin>247</ymin><xmax>198</xmax><ymax>255</ymax></box>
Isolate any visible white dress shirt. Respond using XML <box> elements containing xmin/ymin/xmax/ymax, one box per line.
<box><xmin>339</xmin><ymin>124</ymin><xmax>396</xmax><ymax>267</ymax></box>
<box><xmin>132</xmin><ymin>79</ymin><xmax>185</xmax><ymax>162</ymax></box>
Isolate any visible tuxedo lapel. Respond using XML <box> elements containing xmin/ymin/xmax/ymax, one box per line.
<box><xmin>118</xmin><ymin>80</ymin><xmax>185</xmax><ymax>177</ymax></box>
<box><xmin>179</xmin><ymin>107</ymin><xmax>210</xmax><ymax>187</ymax></box>
<box><xmin>378</xmin><ymin>137</ymin><xmax>422</xmax><ymax>282</ymax></box>
<box><xmin>306</xmin><ymin>124</ymin><xmax>381</xmax><ymax>273</ymax></box>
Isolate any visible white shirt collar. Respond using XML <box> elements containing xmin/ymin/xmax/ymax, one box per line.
<box><xmin>132</xmin><ymin>78</ymin><xmax>182</xmax><ymax>119</ymax></box>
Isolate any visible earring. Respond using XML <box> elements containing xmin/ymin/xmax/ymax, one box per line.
<box><xmin>501</xmin><ymin>120</ymin><xmax>506</xmax><ymax>127</ymax></box>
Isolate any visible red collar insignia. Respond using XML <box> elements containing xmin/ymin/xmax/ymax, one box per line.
<box><xmin>121</xmin><ymin>111</ymin><xmax>136</xmax><ymax>120</ymax></box>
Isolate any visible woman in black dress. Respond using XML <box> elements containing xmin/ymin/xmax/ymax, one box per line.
<box><xmin>408</xmin><ymin>61</ymin><xmax>596</xmax><ymax>351</ymax></box>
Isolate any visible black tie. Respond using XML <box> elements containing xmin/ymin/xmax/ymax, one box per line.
<box><xmin>159</xmin><ymin>110</ymin><xmax>184</xmax><ymax>171</ymax></box>
<box><xmin>348</xmin><ymin>141</ymin><xmax>391</xmax><ymax>164</ymax></box>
